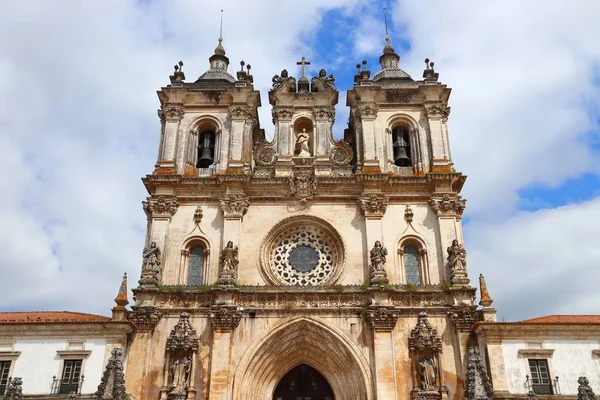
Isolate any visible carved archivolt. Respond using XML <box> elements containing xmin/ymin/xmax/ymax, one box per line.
<box><xmin>259</xmin><ymin>216</ymin><xmax>346</xmax><ymax>286</ymax></box>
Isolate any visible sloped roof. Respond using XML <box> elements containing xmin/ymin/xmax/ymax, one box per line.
<box><xmin>0</xmin><ymin>311</ymin><xmax>111</xmax><ymax>324</ymax></box>
<box><xmin>519</xmin><ymin>315</ymin><xmax>600</xmax><ymax>324</ymax></box>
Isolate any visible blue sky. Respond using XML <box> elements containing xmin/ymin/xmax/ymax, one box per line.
<box><xmin>1</xmin><ymin>0</ymin><xmax>599</xmax><ymax>320</ymax></box>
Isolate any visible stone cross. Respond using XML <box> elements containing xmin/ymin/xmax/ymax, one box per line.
<box><xmin>296</xmin><ymin>57</ymin><xmax>311</xmax><ymax>78</ymax></box>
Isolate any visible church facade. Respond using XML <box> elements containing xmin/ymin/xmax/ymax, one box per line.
<box><xmin>124</xmin><ymin>32</ymin><xmax>486</xmax><ymax>400</ymax></box>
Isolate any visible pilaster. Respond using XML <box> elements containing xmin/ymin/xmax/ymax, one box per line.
<box><xmin>357</xmin><ymin>104</ymin><xmax>379</xmax><ymax>170</ymax></box>
<box><xmin>207</xmin><ymin>307</ymin><xmax>242</xmax><ymax>399</ymax></box>
<box><xmin>157</xmin><ymin>104</ymin><xmax>184</xmax><ymax>172</ymax></box>
<box><xmin>366</xmin><ymin>307</ymin><xmax>399</xmax><ymax>400</ymax></box>
<box><xmin>358</xmin><ymin>193</ymin><xmax>389</xmax><ymax>282</ymax></box>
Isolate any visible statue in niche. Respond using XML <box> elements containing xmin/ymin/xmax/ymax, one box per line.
<box><xmin>295</xmin><ymin>128</ymin><xmax>311</xmax><ymax>157</ymax></box>
<box><xmin>369</xmin><ymin>241</ymin><xmax>389</xmax><ymax>285</ymax></box>
<box><xmin>447</xmin><ymin>239</ymin><xmax>467</xmax><ymax>273</ymax></box>
<box><xmin>142</xmin><ymin>242</ymin><xmax>161</xmax><ymax>272</ymax></box>
<box><xmin>169</xmin><ymin>356</ymin><xmax>191</xmax><ymax>391</ymax></box>
<box><xmin>419</xmin><ymin>358</ymin><xmax>438</xmax><ymax>391</ymax></box>
<box><xmin>220</xmin><ymin>241</ymin><xmax>239</xmax><ymax>272</ymax></box>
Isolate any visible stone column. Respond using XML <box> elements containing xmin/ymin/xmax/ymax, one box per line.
<box><xmin>314</xmin><ymin>107</ymin><xmax>334</xmax><ymax>156</ymax></box>
<box><xmin>425</xmin><ymin>104</ymin><xmax>451</xmax><ymax>171</ymax></box>
<box><xmin>274</xmin><ymin>108</ymin><xmax>293</xmax><ymax>155</ymax></box>
<box><xmin>357</xmin><ymin>104</ymin><xmax>379</xmax><ymax>170</ymax></box>
<box><xmin>485</xmin><ymin>340</ymin><xmax>510</xmax><ymax>394</ymax></box>
<box><xmin>229</xmin><ymin>106</ymin><xmax>253</xmax><ymax>168</ymax></box>
<box><xmin>218</xmin><ymin>194</ymin><xmax>249</xmax><ymax>283</ymax></box>
<box><xmin>358</xmin><ymin>193</ymin><xmax>389</xmax><ymax>283</ymax></box>
<box><xmin>366</xmin><ymin>307</ymin><xmax>399</xmax><ymax>400</ymax></box>
<box><xmin>157</xmin><ymin>105</ymin><xmax>184</xmax><ymax>171</ymax></box>
<box><xmin>208</xmin><ymin>307</ymin><xmax>242</xmax><ymax>400</ymax></box>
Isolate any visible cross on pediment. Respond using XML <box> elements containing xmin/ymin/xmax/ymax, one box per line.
<box><xmin>296</xmin><ymin>56</ymin><xmax>311</xmax><ymax>78</ymax></box>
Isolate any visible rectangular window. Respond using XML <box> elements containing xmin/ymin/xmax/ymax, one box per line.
<box><xmin>188</xmin><ymin>247</ymin><xmax>204</xmax><ymax>286</ymax></box>
<box><xmin>59</xmin><ymin>359</ymin><xmax>82</xmax><ymax>395</ymax></box>
<box><xmin>0</xmin><ymin>361</ymin><xmax>11</xmax><ymax>395</ymax></box>
<box><xmin>528</xmin><ymin>359</ymin><xmax>553</xmax><ymax>395</ymax></box>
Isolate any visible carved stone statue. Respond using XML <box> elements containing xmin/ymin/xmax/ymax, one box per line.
<box><xmin>169</xmin><ymin>357</ymin><xmax>191</xmax><ymax>391</ymax></box>
<box><xmin>139</xmin><ymin>242</ymin><xmax>162</xmax><ymax>286</ymax></box>
<box><xmin>419</xmin><ymin>358</ymin><xmax>437</xmax><ymax>391</ymax></box>
<box><xmin>369</xmin><ymin>241</ymin><xmax>389</xmax><ymax>285</ymax></box>
<box><xmin>3</xmin><ymin>377</ymin><xmax>23</xmax><ymax>400</ymax></box>
<box><xmin>447</xmin><ymin>239</ymin><xmax>466</xmax><ymax>273</ymax></box>
<box><xmin>217</xmin><ymin>241</ymin><xmax>238</xmax><ymax>286</ymax></box>
<box><xmin>295</xmin><ymin>128</ymin><xmax>311</xmax><ymax>157</ymax></box>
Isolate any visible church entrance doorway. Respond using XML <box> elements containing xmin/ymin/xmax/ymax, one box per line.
<box><xmin>273</xmin><ymin>364</ymin><xmax>334</xmax><ymax>400</ymax></box>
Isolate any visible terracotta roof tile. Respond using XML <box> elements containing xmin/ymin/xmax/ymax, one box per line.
<box><xmin>519</xmin><ymin>315</ymin><xmax>600</xmax><ymax>324</ymax></box>
<box><xmin>0</xmin><ymin>311</ymin><xmax>111</xmax><ymax>324</ymax></box>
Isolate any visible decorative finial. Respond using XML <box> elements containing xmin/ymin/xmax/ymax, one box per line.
<box><xmin>478</xmin><ymin>273</ymin><xmax>493</xmax><ymax>307</ymax></box>
<box><xmin>219</xmin><ymin>9</ymin><xmax>223</xmax><ymax>40</ymax></box>
<box><xmin>423</xmin><ymin>57</ymin><xmax>439</xmax><ymax>81</ymax></box>
<box><xmin>356</xmin><ymin>63</ymin><xmax>361</xmax><ymax>73</ymax></box>
<box><xmin>240</xmin><ymin>60</ymin><xmax>245</xmax><ymax>72</ymax></box>
<box><xmin>384</xmin><ymin>7</ymin><xmax>390</xmax><ymax>42</ymax></box>
<box><xmin>170</xmin><ymin>60</ymin><xmax>185</xmax><ymax>83</ymax></box>
<box><xmin>246</xmin><ymin>64</ymin><xmax>251</xmax><ymax>73</ymax></box>
<box><xmin>296</xmin><ymin>56</ymin><xmax>311</xmax><ymax>78</ymax></box>
<box><xmin>174</xmin><ymin>61</ymin><xmax>183</xmax><ymax>72</ymax></box>
<box><xmin>362</xmin><ymin>59</ymin><xmax>367</xmax><ymax>70</ymax></box>
<box><xmin>114</xmin><ymin>273</ymin><xmax>129</xmax><ymax>308</ymax></box>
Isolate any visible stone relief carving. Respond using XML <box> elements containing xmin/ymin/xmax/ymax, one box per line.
<box><xmin>365</xmin><ymin>307</ymin><xmax>398</xmax><ymax>331</ymax></box>
<box><xmin>254</xmin><ymin>144</ymin><xmax>276</xmax><ymax>166</ymax></box>
<box><xmin>424</xmin><ymin>104</ymin><xmax>450</xmax><ymax>119</ymax></box>
<box><xmin>219</xmin><ymin>194</ymin><xmax>250</xmax><ymax>219</ymax></box>
<box><xmin>95</xmin><ymin>348</ymin><xmax>127</xmax><ymax>400</ymax></box>
<box><xmin>428</xmin><ymin>194</ymin><xmax>466</xmax><ymax>217</ymax></box>
<box><xmin>3</xmin><ymin>377</ymin><xmax>22</xmax><ymax>400</ymax></box>
<box><xmin>229</xmin><ymin>106</ymin><xmax>256</xmax><ymax>123</ymax></box>
<box><xmin>217</xmin><ymin>241</ymin><xmax>238</xmax><ymax>286</ymax></box>
<box><xmin>369</xmin><ymin>241</ymin><xmax>389</xmax><ymax>285</ymax></box>
<box><xmin>289</xmin><ymin>170</ymin><xmax>317</xmax><ymax>204</ymax></box>
<box><xmin>143</xmin><ymin>196</ymin><xmax>180</xmax><ymax>219</ymax></box>
<box><xmin>448</xmin><ymin>306</ymin><xmax>477</xmax><ymax>332</ymax></box>
<box><xmin>357</xmin><ymin>104</ymin><xmax>378</xmax><ymax>119</ymax></box>
<box><xmin>465</xmin><ymin>347</ymin><xmax>493</xmax><ymax>400</ymax></box>
<box><xmin>358</xmin><ymin>194</ymin><xmax>389</xmax><ymax>217</ymax></box>
<box><xmin>166</xmin><ymin>312</ymin><xmax>199</xmax><ymax>353</ymax></box>
<box><xmin>128</xmin><ymin>308</ymin><xmax>162</xmax><ymax>331</ymax></box>
<box><xmin>409</xmin><ymin>312</ymin><xmax>443</xmax><ymax>352</ymax></box>
<box><xmin>271</xmin><ymin>69</ymin><xmax>296</xmax><ymax>91</ymax></box>
<box><xmin>209</xmin><ymin>307</ymin><xmax>242</xmax><ymax>332</ymax></box>
<box><xmin>193</xmin><ymin>207</ymin><xmax>203</xmax><ymax>225</ymax></box>
<box><xmin>405</xmin><ymin>205</ymin><xmax>414</xmax><ymax>223</ymax></box>
<box><xmin>314</xmin><ymin>107</ymin><xmax>335</xmax><ymax>122</ymax></box>
<box><xmin>577</xmin><ymin>376</ymin><xmax>596</xmax><ymax>400</ymax></box>
<box><xmin>271</xmin><ymin>107</ymin><xmax>294</xmax><ymax>122</ymax></box>
<box><xmin>159</xmin><ymin>105</ymin><xmax>184</xmax><ymax>122</ymax></box>
<box><xmin>139</xmin><ymin>242</ymin><xmax>162</xmax><ymax>286</ymax></box>
<box><xmin>329</xmin><ymin>141</ymin><xmax>353</xmax><ymax>166</ymax></box>
<box><xmin>446</xmin><ymin>239</ymin><xmax>470</xmax><ymax>286</ymax></box>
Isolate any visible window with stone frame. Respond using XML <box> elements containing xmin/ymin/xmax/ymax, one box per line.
<box><xmin>399</xmin><ymin>238</ymin><xmax>429</xmax><ymax>285</ymax></box>
<box><xmin>0</xmin><ymin>361</ymin><xmax>11</xmax><ymax>395</ymax></box>
<box><xmin>528</xmin><ymin>359</ymin><xmax>553</xmax><ymax>395</ymax></box>
<box><xmin>59</xmin><ymin>359</ymin><xmax>83</xmax><ymax>395</ymax></box>
<box><xmin>187</xmin><ymin>246</ymin><xmax>205</xmax><ymax>286</ymax></box>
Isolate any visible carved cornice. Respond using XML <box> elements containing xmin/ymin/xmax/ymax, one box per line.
<box><xmin>428</xmin><ymin>194</ymin><xmax>466</xmax><ymax>218</ymax></box>
<box><xmin>357</xmin><ymin>103</ymin><xmax>378</xmax><ymax>119</ymax></box>
<box><xmin>209</xmin><ymin>307</ymin><xmax>242</xmax><ymax>332</ymax></box>
<box><xmin>448</xmin><ymin>306</ymin><xmax>477</xmax><ymax>332</ymax></box>
<box><xmin>357</xmin><ymin>194</ymin><xmax>389</xmax><ymax>217</ymax></box>
<box><xmin>408</xmin><ymin>312</ymin><xmax>443</xmax><ymax>352</ymax></box>
<box><xmin>314</xmin><ymin>107</ymin><xmax>335</xmax><ymax>122</ymax></box>
<box><xmin>143</xmin><ymin>196</ymin><xmax>180</xmax><ymax>219</ymax></box>
<box><xmin>159</xmin><ymin>105</ymin><xmax>185</xmax><ymax>122</ymax></box>
<box><xmin>166</xmin><ymin>312</ymin><xmax>199</xmax><ymax>353</ymax></box>
<box><xmin>219</xmin><ymin>194</ymin><xmax>250</xmax><ymax>219</ymax></box>
<box><xmin>128</xmin><ymin>308</ymin><xmax>162</xmax><ymax>331</ymax></box>
<box><xmin>424</xmin><ymin>104</ymin><xmax>450</xmax><ymax>120</ymax></box>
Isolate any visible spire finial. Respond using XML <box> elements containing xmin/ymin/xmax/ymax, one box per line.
<box><xmin>113</xmin><ymin>273</ymin><xmax>129</xmax><ymax>308</ymax></box>
<box><xmin>478</xmin><ymin>273</ymin><xmax>494</xmax><ymax>307</ymax></box>
<box><xmin>384</xmin><ymin>7</ymin><xmax>390</xmax><ymax>42</ymax></box>
<box><xmin>213</xmin><ymin>10</ymin><xmax>226</xmax><ymax>56</ymax></box>
<box><xmin>219</xmin><ymin>9</ymin><xmax>223</xmax><ymax>40</ymax></box>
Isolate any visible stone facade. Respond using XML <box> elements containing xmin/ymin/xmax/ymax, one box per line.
<box><xmin>123</xmin><ymin>32</ymin><xmax>480</xmax><ymax>400</ymax></box>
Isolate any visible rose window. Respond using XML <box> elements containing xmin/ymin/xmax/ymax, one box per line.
<box><xmin>260</xmin><ymin>217</ymin><xmax>345</xmax><ymax>286</ymax></box>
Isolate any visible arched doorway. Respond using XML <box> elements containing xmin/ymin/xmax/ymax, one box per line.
<box><xmin>273</xmin><ymin>364</ymin><xmax>334</xmax><ymax>400</ymax></box>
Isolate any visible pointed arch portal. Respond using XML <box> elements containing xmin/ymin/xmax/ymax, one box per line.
<box><xmin>232</xmin><ymin>317</ymin><xmax>373</xmax><ymax>400</ymax></box>
<box><xmin>273</xmin><ymin>364</ymin><xmax>334</xmax><ymax>400</ymax></box>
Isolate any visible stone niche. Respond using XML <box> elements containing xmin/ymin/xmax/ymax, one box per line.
<box><xmin>161</xmin><ymin>312</ymin><xmax>199</xmax><ymax>400</ymax></box>
<box><xmin>408</xmin><ymin>312</ymin><xmax>448</xmax><ymax>400</ymax></box>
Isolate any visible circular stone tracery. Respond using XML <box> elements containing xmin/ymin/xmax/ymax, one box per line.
<box><xmin>260</xmin><ymin>217</ymin><xmax>345</xmax><ymax>286</ymax></box>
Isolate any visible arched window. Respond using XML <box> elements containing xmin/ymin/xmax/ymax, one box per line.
<box><xmin>392</xmin><ymin>126</ymin><xmax>412</xmax><ymax>167</ymax></box>
<box><xmin>197</xmin><ymin>130</ymin><xmax>216</xmax><ymax>168</ymax></box>
<box><xmin>404</xmin><ymin>245</ymin><xmax>421</xmax><ymax>285</ymax></box>
<box><xmin>399</xmin><ymin>238</ymin><xmax>429</xmax><ymax>285</ymax></box>
<box><xmin>187</xmin><ymin>246</ymin><xmax>204</xmax><ymax>286</ymax></box>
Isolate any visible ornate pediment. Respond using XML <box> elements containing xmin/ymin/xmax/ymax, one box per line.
<box><xmin>166</xmin><ymin>312</ymin><xmax>199</xmax><ymax>353</ymax></box>
<box><xmin>408</xmin><ymin>312</ymin><xmax>442</xmax><ymax>353</ymax></box>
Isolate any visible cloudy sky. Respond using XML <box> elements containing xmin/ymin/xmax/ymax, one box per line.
<box><xmin>1</xmin><ymin>0</ymin><xmax>599</xmax><ymax>321</ymax></box>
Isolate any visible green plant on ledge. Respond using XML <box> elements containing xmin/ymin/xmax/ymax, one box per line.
<box><xmin>332</xmin><ymin>284</ymin><xmax>345</xmax><ymax>293</ymax></box>
<box><xmin>404</xmin><ymin>283</ymin><xmax>418</xmax><ymax>292</ymax></box>
<box><xmin>440</xmin><ymin>282</ymin><xmax>453</xmax><ymax>292</ymax></box>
